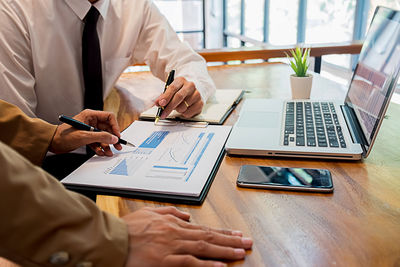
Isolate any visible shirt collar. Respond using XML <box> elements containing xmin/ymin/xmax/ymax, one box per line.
<box><xmin>64</xmin><ymin>0</ymin><xmax>109</xmax><ymax>21</ymax></box>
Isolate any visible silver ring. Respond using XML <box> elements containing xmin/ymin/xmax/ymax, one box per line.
<box><xmin>184</xmin><ymin>101</ymin><xmax>189</xmax><ymax>108</ymax></box>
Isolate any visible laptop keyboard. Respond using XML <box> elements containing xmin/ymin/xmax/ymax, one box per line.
<box><xmin>283</xmin><ymin>101</ymin><xmax>347</xmax><ymax>148</ymax></box>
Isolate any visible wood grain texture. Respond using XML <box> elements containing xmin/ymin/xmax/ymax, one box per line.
<box><xmin>97</xmin><ymin>63</ymin><xmax>400</xmax><ymax>266</ymax></box>
<box><xmin>132</xmin><ymin>42</ymin><xmax>363</xmax><ymax>65</ymax></box>
<box><xmin>197</xmin><ymin>42</ymin><xmax>363</xmax><ymax>62</ymax></box>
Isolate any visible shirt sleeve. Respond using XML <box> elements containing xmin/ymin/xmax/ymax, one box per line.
<box><xmin>0</xmin><ymin>141</ymin><xmax>128</xmax><ymax>267</ymax></box>
<box><xmin>0</xmin><ymin>1</ymin><xmax>38</xmax><ymax>117</ymax></box>
<box><xmin>0</xmin><ymin>100</ymin><xmax>57</xmax><ymax>166</ymax></box>
<box><xmin>131</xmin><ymin>0</ymin><xmax>216</xmax><ymax>103</ymax></box>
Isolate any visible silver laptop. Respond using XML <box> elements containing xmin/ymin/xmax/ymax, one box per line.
<box><xmin>226</xmin><ymin>6</ymin><xmax>400</xmax><ymax>160</ymax></box>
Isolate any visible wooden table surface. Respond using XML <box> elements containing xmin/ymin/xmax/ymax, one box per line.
<box><xmin>100</xmin><ymin>63</ymin><xmax>400</xmax><ymax>266</ymax></box>
<box><xmin>2</xmin><ymin>63</ymin><xmax>399</xmax><ymax>267</ymax></box>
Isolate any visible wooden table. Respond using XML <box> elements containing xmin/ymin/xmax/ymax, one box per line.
<box><xmin>2</xmin><ymin>63</ymin><xmax>399</xmax><ymax>267</ymax></box>
<box><xmin>100</xmin><ymin>63</ymin><xmax>400</xmax><ymax>266</ymax></box>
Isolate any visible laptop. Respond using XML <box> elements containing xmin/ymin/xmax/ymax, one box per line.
<box><xmin>225</xmin><ymin>6</ymin><xmax>400</xmax><ymax>160</ymax></box>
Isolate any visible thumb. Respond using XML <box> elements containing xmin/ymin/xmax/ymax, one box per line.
<box><xmin>81</xmin><ymin>131</ymin><xmax>119</xmax><ymax>145</ymax></box>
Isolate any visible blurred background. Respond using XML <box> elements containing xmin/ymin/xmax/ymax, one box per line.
<box><xmin>136</xmin><ymin>0</ymin><xmax>400</xmax><ymax>102</ymax></box>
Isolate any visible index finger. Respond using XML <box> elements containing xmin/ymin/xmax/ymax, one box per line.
<box><xmin>84</xmin><ymin>110</ymin><xmax>121</xmax><ymax>138</ymax></box>
<box><xmin>161</xmin><ymin>81</ymin><xmax>196</xmax><ymax>119</ymax></box>
<box><xmin>156</xmin><ymin>77</ymin><xmax>185</xmax><ymax>107</ymax></box>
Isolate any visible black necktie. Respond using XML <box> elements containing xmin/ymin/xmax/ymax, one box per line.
<box><xmin>82</xmin><ymin>6</ymin><xmax>103</xmax><ymax>110</ymax></box>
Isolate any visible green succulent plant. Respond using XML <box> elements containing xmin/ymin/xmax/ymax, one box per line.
<box><xmin>286</xmin><ymin>47</ymin><xmax>310</xmax><ymax>77</ymax></box>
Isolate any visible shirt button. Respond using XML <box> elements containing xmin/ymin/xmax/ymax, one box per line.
<box><xmin>76</xmin><ymin>262</ymin><xmax>93</xmax><ymax>267</ymax></box>
<box><xmin>49</xmin><ymin>251</ymin><xmax>70</xmax><ymax>265</ymax></box>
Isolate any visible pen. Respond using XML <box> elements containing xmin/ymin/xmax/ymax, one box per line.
<box><xmin>59</xmin><ymin>115</ymin><xmax>136</xmax><ymax>147</ymax></box>
<box><xmin>155</xmin><ymin>69</ymin><xmax>175</xmax><ymax>124</ymax></box>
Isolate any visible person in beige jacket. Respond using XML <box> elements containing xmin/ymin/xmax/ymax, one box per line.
<box><xmin>0</xmin><ymin>100</ymin><xmax>253</xmax><ymax>267</ymax></box>
<box><xmin>0</xmin><ymin>100</ymin><xmax>124</xmax><ymax>166</ymax></box>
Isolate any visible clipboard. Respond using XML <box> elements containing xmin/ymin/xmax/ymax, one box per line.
<box><xmin>62</xmin><ymin>121</ymin><xmax>232</xmax><ymax>205</ymax></box>
<box><xmin>140</xmin><ymin>89</ymin><xmax>245</xmax><ymax>125</ymax></box>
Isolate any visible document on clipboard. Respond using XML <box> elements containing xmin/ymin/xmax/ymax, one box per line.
<box><xmin>140</xmin><ymin>89</ymin><xmax>244</xmax><ymax>124</ymax></box>
<box><xmin>61</xmin><ymin>121</ymin><xmax>232</xmax><ymax>204</ymax></box>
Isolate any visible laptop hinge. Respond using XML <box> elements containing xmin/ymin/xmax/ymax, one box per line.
<box><xmin>341</xmin><ymin>105</ymin><xmax>368</xmax><ymax>157</ymax></box>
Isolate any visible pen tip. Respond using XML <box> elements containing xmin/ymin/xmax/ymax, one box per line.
<box><xmin>155</xmin><ymin>117</ymin><xmax>159</xmax><ymax>124</ymax></box>
<box><xmin>127</xmin><ymin>142</ymin><xmax>136</xmax><ymax>148</ymax></box>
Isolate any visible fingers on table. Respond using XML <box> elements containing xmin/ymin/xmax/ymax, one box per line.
<box><xmin>170</xmin><ymin>217</ymin><xmax>243</xmax><ymax>237</ymax></box>
<box><xmin>160</xmin><ymin>214</ymin><xmax>252</xmax><ymax>255</ymax></box>
<box><xmin>173</xmin><ymin>239</ymin><xmax>247</xmax><ymax>260</ymax></box>
<box><xmin>163</xmin><ymin>255</ymin><xmax>227</xmax><ymax>267</ymax></box>
<box><xmin>177</xmin><ymin>227</ymin><xmax>252</xmax><ymax>250</ymax></box>
<box><xmin>150</xmin><ymin>206</ymin><xmax>191</xmax><ymax>221</ymax></box>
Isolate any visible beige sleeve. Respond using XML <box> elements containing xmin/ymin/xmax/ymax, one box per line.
<box><xmin>0</xmin><ymin>100</ymin><xmax>57</xmax><ymax>165</ymax></box>
<box><xmin>0</xmin><ymin>141</ymin><xmax>128</xmax><ymax>267</ymax></box>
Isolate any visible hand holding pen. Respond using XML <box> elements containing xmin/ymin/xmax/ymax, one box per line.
<box><xmin>50</xmin><ymin>110</ymin><xmax>134</xmax><ymax>157</ymax></box>
<box><xmin>155</xmin><ymin>70</ymin><xmax>175</xmax><ymax>124</ymax></box>
<box><xmin>154</xmin><ymin>70</ymin><xmax>204</xmax><ymax>122</ymax></box>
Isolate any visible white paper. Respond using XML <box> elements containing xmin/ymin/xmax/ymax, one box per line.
<box><xmin>62</xmin><ymin>121</ymin><xmax>231</xmax><ymax>197</ymax></box>
<box><xmin>140</xmin><ymin>89</ymin><xmax>244</xmax><ymax>123</ymax></box>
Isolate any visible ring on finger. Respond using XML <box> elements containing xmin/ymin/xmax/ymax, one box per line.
<box><xmin>184</xmin><ymin>100</ymin><xmax>190</xmax><ymax>108</ymax></box>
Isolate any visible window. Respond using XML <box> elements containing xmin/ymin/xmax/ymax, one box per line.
<box><xmin>244</xmin><ymin>0</ymin><xmax>264</xmax><ymax>42</ymax></box>
<box><xmin>154</xmin><ymin>0</ymin><xmax>205</xmax><ymax>49</ymax></box>
<box><xmin>269</xmin><ymin>0</ymin><xmax>299</xmax><ymax>45</ymax></box>
<box><xmin>306</xmin><ymin>0</ymin><xmax>356</xmax><ymax>68</ymax></box>
<box><xmin>306</xmin><ymin>0</ymin><xmax>356</xmax><ymax>45</ymax></box>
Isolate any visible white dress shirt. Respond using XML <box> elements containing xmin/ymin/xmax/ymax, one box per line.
<box><xmin>0</xmin><ymin>0</ymin><xmax>215</xmax><ymax>124</ymax></box>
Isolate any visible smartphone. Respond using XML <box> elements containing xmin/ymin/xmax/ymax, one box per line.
<box><xmin>237</xmin><ymin>165</ymin><xmax>333</xmax><ymax>193</ymax></box>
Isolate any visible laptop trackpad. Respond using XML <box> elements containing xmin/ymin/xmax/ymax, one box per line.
<box><xmin>238</xmin><ymin>112</ymin><xmax>279</xmax><ymax>128</ymax></box>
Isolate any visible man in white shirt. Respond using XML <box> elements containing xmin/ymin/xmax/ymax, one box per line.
<box><xmin>0</xmin><ymin>0</ymin><xmax>215</xmax><ymax>124</ymax></box>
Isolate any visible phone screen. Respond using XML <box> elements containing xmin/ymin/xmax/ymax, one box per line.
<box><xmin>237</xmin><ymin>165</ymin><xmax>333</xmax><ymax>190</ymax></box>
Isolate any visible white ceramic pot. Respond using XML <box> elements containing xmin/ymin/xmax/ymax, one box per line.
<box><xmin>290</xmin><ymin>74</ymin><xmax>313</xmax><ymax>99</ymax></box>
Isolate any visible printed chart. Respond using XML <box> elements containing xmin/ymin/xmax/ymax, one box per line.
<box><xmin>62</xmin><ymin>121</ymin><xmax>231</xmax><ymax>198</ymax></box>
<box><xmin>107</xmin><ymin>130</ymin><xmax>214</xmax><ymax>182</ymax></box>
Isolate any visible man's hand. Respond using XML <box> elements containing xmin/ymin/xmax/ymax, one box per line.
<box><xmin>155</xmin><ymin>77</ymin><xmax>204</xmax><ymax>119</ymax></box>
<box><xmin>122</xmin><ymin>206</ymin><xmax>253</xmax><ymax>267</ymax></box>
<box><xmin>49</xmin><ymin>109</ymin><xmax>123</xmax><ymax>156</ymax></box>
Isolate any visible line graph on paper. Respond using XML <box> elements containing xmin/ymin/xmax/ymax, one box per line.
<box><xmin>106</xmin><ymin>130</ymin><xmax>214</xmax><ymax>182</ymax></box>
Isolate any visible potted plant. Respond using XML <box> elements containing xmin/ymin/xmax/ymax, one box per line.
<box><xmin>286</xmin><ymin>47</ymin><xmax>313</xmax><ymax>99</ymax></box>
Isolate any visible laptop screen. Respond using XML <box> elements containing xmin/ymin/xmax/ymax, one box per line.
<box><xmin>345</xmin><ymin>6</ymin><xmax>400</xmax><ymax>145</ymax></box>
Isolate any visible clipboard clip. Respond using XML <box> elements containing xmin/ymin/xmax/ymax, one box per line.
<box><xmin>182</xmin><ymin>121</ymin><xmax>209</xmax><ymax>128</ymax></box>
<box><xmin>154</xmin><ymin>120</ymin><xmax>208</xmax><ymax>128</ymax></box>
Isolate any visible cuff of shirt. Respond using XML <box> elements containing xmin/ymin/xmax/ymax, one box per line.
<box><xmin>31</xmin><ymin>122</ymin><xmax>57</xmax><ymax>166</ymax></box>
<box><xmin>177</xmin><ymin>68</ymin><xmax>216</xmax><ymax>104</ymax></box>
<box><xmin>100</xmin><ymin>213</ymin><xmax>129</xmax><ymax>267</ymax></box>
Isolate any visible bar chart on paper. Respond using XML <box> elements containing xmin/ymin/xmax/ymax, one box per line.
<box><xmin>62</xmin><ymin>121</ymin><xmax>231</xmax><ymax>198</ymax></box>
<box><xmin>107</xmin><ymin>130</ymin><xmax>215</xmax><ymax>182</ymax></box>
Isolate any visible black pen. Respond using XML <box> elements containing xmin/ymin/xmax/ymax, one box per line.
<box><xmin>155</xmin><ymin>69</ymin><xmax>175</xmax><ymax>124</ymax></box>
<box><xmin>59</xmin><ymin>115</ymin><xmax>136</xmax><ymax>147</ymax></box>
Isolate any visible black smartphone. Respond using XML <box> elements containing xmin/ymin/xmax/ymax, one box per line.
<box><xmin>237</xmin><ymin>165</ymin><xmax>333</xmax><ymax>193</ymax></box>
